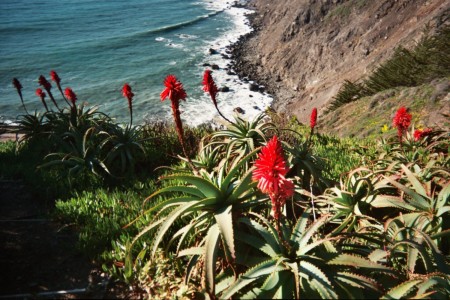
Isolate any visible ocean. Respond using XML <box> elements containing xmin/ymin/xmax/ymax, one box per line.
<box><xmin>0</xmin><ymin>0</ymin><xmax>272</xmax><ymax>126</ymax></box>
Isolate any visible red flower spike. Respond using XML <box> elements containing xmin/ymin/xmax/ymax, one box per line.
<box><xmin>12</xmin><ymin>78</ymin><xmax>22</xmax><ymax>92</ymax></box>
<box><xmin>414</xmin><ymin>128</ymin><xmax>432</xmax><ymax>141</ymax></box>
<box><xmin>253</xmin><ymin>136</ymin><xmax>294</xmax><ymax>220</ymax></box>
<box><xmin>392</xmin><ymin>106</ymin><xmax>412</xmax><ymax>139</ymax></box>
<box><xmin>202</xmin><ymin>69</ymin><xmax>233</xmax><ymax>124</ymax></box>
<box><xmin>160</xmin><ymin>74</ymin><xmax>187</xmax><ymax>104</ymax></box>
<box><xmin>36</xmin><ymin>88</ymin><xmax>49</xmax><ymax>111</ymax></box>
<box><xmin>36</xmin><ymin>88</ymin><xmax>45</xmax><ymax>98</ymax></box>
<box><xmin>122</xmin><ymin>83</ymin><xmax>134</xmax><ymax>103</ymax></box>
<box><xmin>310</xmin><ymin>107</ymin><xmax>317</xmax><ymax>130</ymax></box>
<box><xmin>38</xmin><ymin>75</ymin><xmax>52</xmax><ymax>91</ymax></box>
<box><xmin>202</xmin><ymin>70</ymin><xmax>218</xmax><ymax>105</ymax></box>
<box><xmin>122</xmin><ymin>83</ymin><xmax>134</xmax><ymax>126</ymax></box>
<box><xmin>50</xmin><ymin>70</ymin><xmax>61</xmax><ymax>85</ymax></box>
<box><xmin>64</xmin><ymin>87</ymin><xmax>77</xmax><ymax>106</ymax></box>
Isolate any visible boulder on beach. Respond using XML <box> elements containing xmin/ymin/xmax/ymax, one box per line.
<box><xmin>209</xmin><ymin>48</ymin><xmax>219</xmax><ymax>55</ymax></box>
<box><xmin>233</xmin><ymin>107</ymin><xmax>245</xmax><ymax>114</ymax></box>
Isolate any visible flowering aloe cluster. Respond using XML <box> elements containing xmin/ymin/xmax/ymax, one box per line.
<box><xmin>11</xmin><ymin>70</ymin><xmax>448</xmax><ymax>299</ymax></box>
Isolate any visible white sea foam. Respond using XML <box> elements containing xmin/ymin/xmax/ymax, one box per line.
<box><xmin>181</xmin><ymin>0</ymin><xmax>273</xmax><ymax>127</ymax></box>
<box><xmin>176</xmin><ymin>33</ymin><xmax>198</xmax><ymax>39</ymax></box>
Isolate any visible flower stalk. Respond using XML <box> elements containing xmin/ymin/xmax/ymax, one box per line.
<box><xmin>308</xmin><ymin>107</ymin><xmax>318</xmax><ymax>146</ymax></box>
<box><xmin>39</xmin><ymin>75</ymin><xmax>60</xmax><ymax>111</ymax></box>
<box><xmin>202</xmin><ymin>70</ymin><xmax>233</xmax><ymax>124</ymax></box>
<box><xmin>35</xmin><ymin>88</ymin><xmax>49</xmax><ymax>112</ymax></box>
<box><xmin>12</xmin><ymin>78</ymin><xmax>28</xmax><ymax>114</ymax></box>
<box><xmin>253</xmin><ymin>136</ymin><xmax>294</xmax><ymax>238</ymax></box>
<box><xmin>392</xmin><ymin>106</ymin><xmax>412</xmax><ymax>144</ymax></box>
<box><xmin>160</xmin><ymin>75</ymin><xmax>198</xmax><ymax>173</ymax></box>
<box><xmin>50</xmin><ymin>70</ymin><xmax>71</xmax><ymax>107</ymax></box>
<box><xmin>122</xmin><ymin>83</ymin><xmax>134</xmax><ymax>126</ymax></box>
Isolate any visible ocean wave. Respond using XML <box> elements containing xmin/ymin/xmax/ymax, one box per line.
<box><xmin>139</xmin><ymin>10</ymin><xmax>223</xmax><ymax>37</ymax></box>
<box><xmin>78</xmin><ymin>10</ymin><xmax>223</xmax><ymax>53</ymax></box>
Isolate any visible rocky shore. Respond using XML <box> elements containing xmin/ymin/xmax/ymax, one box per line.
<box><xmin>229</xmin><ymin>0</ymin><xmax>450</xmax><ymax>124</ymax></box>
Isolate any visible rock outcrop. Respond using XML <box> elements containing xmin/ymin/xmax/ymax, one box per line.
<box><xmin>232</xmin><ymin>0</ymin><xmax>450</xmax><ymax>123</ymax></box>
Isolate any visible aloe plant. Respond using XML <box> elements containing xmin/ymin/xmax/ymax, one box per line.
<box><xmin>127</xmin><ymin>149</ymin><xmax>265</xmax><ymax>297</ymax></box>
<box><xmin>39</xmin><ymin>126</ymin><xmax>111</xmax><ymax>182</ymax></box>
<box><xmin>219</xmin><ymin>211</ymin><xmax>391</xmax><ymax>299</ymax></box>
<box><xmin>208</xmin><ymin>113</ymin><xmax>274</xmax><ymax>170</ymax></box>
<box><xmin>99</xmin><ymin>124</ymin><xmax>145</xmax><ymax>176</ymax></box>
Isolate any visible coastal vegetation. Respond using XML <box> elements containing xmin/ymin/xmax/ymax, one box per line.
<box><xmin>1</xmin><ymin>67</ymin><xmax>448</xmax><ymax>298</ymax></box>
<box><xmin>329</xmin><ymin>25</ymin><xmax>450</xmax><ymax>111</ymax></box>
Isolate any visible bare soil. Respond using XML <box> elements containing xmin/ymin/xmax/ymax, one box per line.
<box><xmin>0</xmin><ymin>173</ymin><xmax>145</xmax><ymax>299</ymax></box>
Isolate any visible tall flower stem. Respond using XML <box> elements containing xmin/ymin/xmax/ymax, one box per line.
<box><xmin>253</xmin><ymin>135</ymin><xmax>294</xmax><ymax>243</ymax></box>
<box><xmin>392</xmin><ymin>106</ymin><xmax>412</xmax><ymax>146</ymax></box>
<box><xmin>122</xmin><ymin>83</ymin><xmax>134</xmax><ymax>127</ymax></box>
<box><xmin>50</xmin><ymin>70</ymin><xmax>71</xmax><ymax>107</ymax></box>
<box><xmin>36</xmin><ymin>89</ymin><xmax>49</xmax><ymax>112</ymax></box>
<box><xmin>202</xmin><ymin>70</ymin><xmax>234</xmax><ymax>125</ymax></box>
<box><xmin>12</xmin><ymin>78</ymin><xmax>29</xmax><ymax>114</ymax></box>
<box><xmin>308</xmin><ymin>107</ymin><xmax>317</xmax><ymax>147</ymax></box>
<box><xmin>39</xmin><ymin>75</ymin><xmax>61</xmax><ymax>111</ymax></box>
<box><xmin>160</xmin><ymin>75</ymin><xmax>198</xmax><ymax>173</ymax></box>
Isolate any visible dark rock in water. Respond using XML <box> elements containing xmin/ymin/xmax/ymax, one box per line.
<box><xmin>221</xmin><ymin>54</ymin><xmax>231</xmax><ymax>59</ymax></box>
<box><xmin>233</xmin><ymin>107</ymin><xmax>245</xmax><ymax>114</ymax></box>
<box><xmin>209</xmin><ymin>48</ymin><xmax>219</xmax><ymax>55</ymax></box>
<box><xmin>249</xmin><ymin>83</ymin><xmax>260</xmax><ymax>92</ymax></box>
<box><xmin>211</xmin><ymin>64</ymin><xmax>220</xmax><ymax>70</ymax></box>
<box><xmin>253</xmin><ymin>106</ymin><xmax>261</xmax><ymax>110</ymax></box>
<box><xmin>249</xmin><ymin>94</ymin><xmax>253</xmax><ymax>97</ymax></box>
<box><xmin>227</xmin><ymin>70</ymin><xmax>236</xmax><ymax>76</ymax></box>
<box><xmin>203</xmin><ymin>63</ymin><xmax>211</xmax><ymax>67</ymax></box>
<box><xmin>220</xmin><ymin>86</ymin><xmax>230</xmax><ymax>92</ymax></box>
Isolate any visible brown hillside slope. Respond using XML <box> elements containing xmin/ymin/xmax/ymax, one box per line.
<box><xmin>232</xmin><ymin>0</ymin><xmax>450</xmax><ymax>124</ymax></box>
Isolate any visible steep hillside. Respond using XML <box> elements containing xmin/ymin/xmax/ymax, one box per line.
<box><xmin>232</xmin><ymin>0</ymin><xmax>450</xmax><ymax>127</ymax></box>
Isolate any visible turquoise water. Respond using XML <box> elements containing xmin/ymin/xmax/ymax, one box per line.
<box><xmin>0</xmin><ymin>0</ymin><xmax>272</xmax><ymax>126</ymax></box>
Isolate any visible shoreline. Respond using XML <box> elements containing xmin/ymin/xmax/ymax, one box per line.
<box><xmin>227</xmin><ymin>0</ymin><xmax>295</xmax><ymax>122</ymax></box>
<box><xmin>0</xmin><ymin>0</ymin><xmax>271</xmax><ymax>142</ymax></box>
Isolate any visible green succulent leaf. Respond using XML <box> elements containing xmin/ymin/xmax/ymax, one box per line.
<box><xmin>329</xmin><ymin>254</ymin><xmax>394</xmax><ymax>274</ymax></box>
<box><xmin>381</xmin><ymin>279</ymin><xmax>422</xmax><ymax>299</ymax></box>
<box><xmin>299</xmin><ymin>260</ymin><xmax>337</xmax><ymax>299</ymax></box>
<box><xmin>204</xmin><ymin>223</ymin><xmax>221</xmax><ymax>296</ymax></box>
<box><xmin>221</xmin><ymin>259</ymin><xmax>284</xmax><ymax>299</ymax></box>
<box><xmin>214</xmin><ymin>205</ymin><xmax>235</xmax><ymax>260</ymax></box>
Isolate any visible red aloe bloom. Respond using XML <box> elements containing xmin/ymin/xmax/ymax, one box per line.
<box><xmin>122</xmin><ymin>83</ymin><xmax>134</xmax><ymax>105</ymax></box>
<box><xmin>50</xmin><ymin>70</ymin><xmax>61</xmax><ymax>85</ymax></box>
<box><xmin>414</xmin><ymin>128</ymin><xmax>432</xmax><ymax>141</ymax></box>
<box><xmin>310</xmin><ymin>107</ymin><xmax>317</xmax><ymax>130</ymax></box>
<box><xmin>12</xmin><ymin>77</ymin><xmax>28</xmax><ymax>113</ymax></box>
<box><xmin>160</xmin><ymin>74</ymin><xmax>187</xmax><ymax>104</ymax></box>
<box><xmin>36</xmin><ymin>88</ymin><xmax>49</xmax><ymax>111</ymax></box>
<box><xmin>122</xmin><ymin>83</ymin><xmax>134</xmax><ymax>125</ymax></box>
<box><xmin>39</xmin><ymin>74</ymin><xmax>61</xmax><ymax>110</ymax></box>
<box><xmin>202</xmin><ymin>69</ymin><xmax>232</xmax><ymax>124</ymax></box>
<box><xmin>160</xmin><ymin>75</ymin><xmax>194</xmax><ymax>164</ymax></box>
<box><xmin>202</xmin><ymin>70</ymin><xmax>218</xmax><ymax>105</ymax></box>
<box><xmin>64</xmin><ymin>87</ymin><xmax>77</xmax><ymax>106</ymax></box>
<box><xmin>160</xmin><ymin>75</ymin><xmax>187</xmax><ymax>142</ymax></box>
<box><xmin>12</xmin><ymin>78</ymin><xmax>22</xmax><ymax>93</ymax></box>
<box><xmin>38</xmin><ymin>75</ymin><xmax>52</xmax><ymax>91</ymax></box>
<box><xmin>392</xmin><ymin>106</ymin><xmax>412</xmax><ymax>139</ymax></box>
<box><xmin>253</xmin><ymin>136</ymin><xmax>294</xmax><ymax>220</ymax></box>
<box><xmin>36</xmin><ymin>88</ymin><xmax>45</xmax><ymax>98</ymax></box>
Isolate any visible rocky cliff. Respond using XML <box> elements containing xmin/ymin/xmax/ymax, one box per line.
<box><xmin>232</xmin><ymin>0</ymin><xmax>450</xmax><ymax>124</ymax></box>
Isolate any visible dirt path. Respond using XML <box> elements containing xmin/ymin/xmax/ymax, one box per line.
<box><xmin>0</xmin><ymin>179</ymin><xmax>108</xmax><ymax>299</ymax></box>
